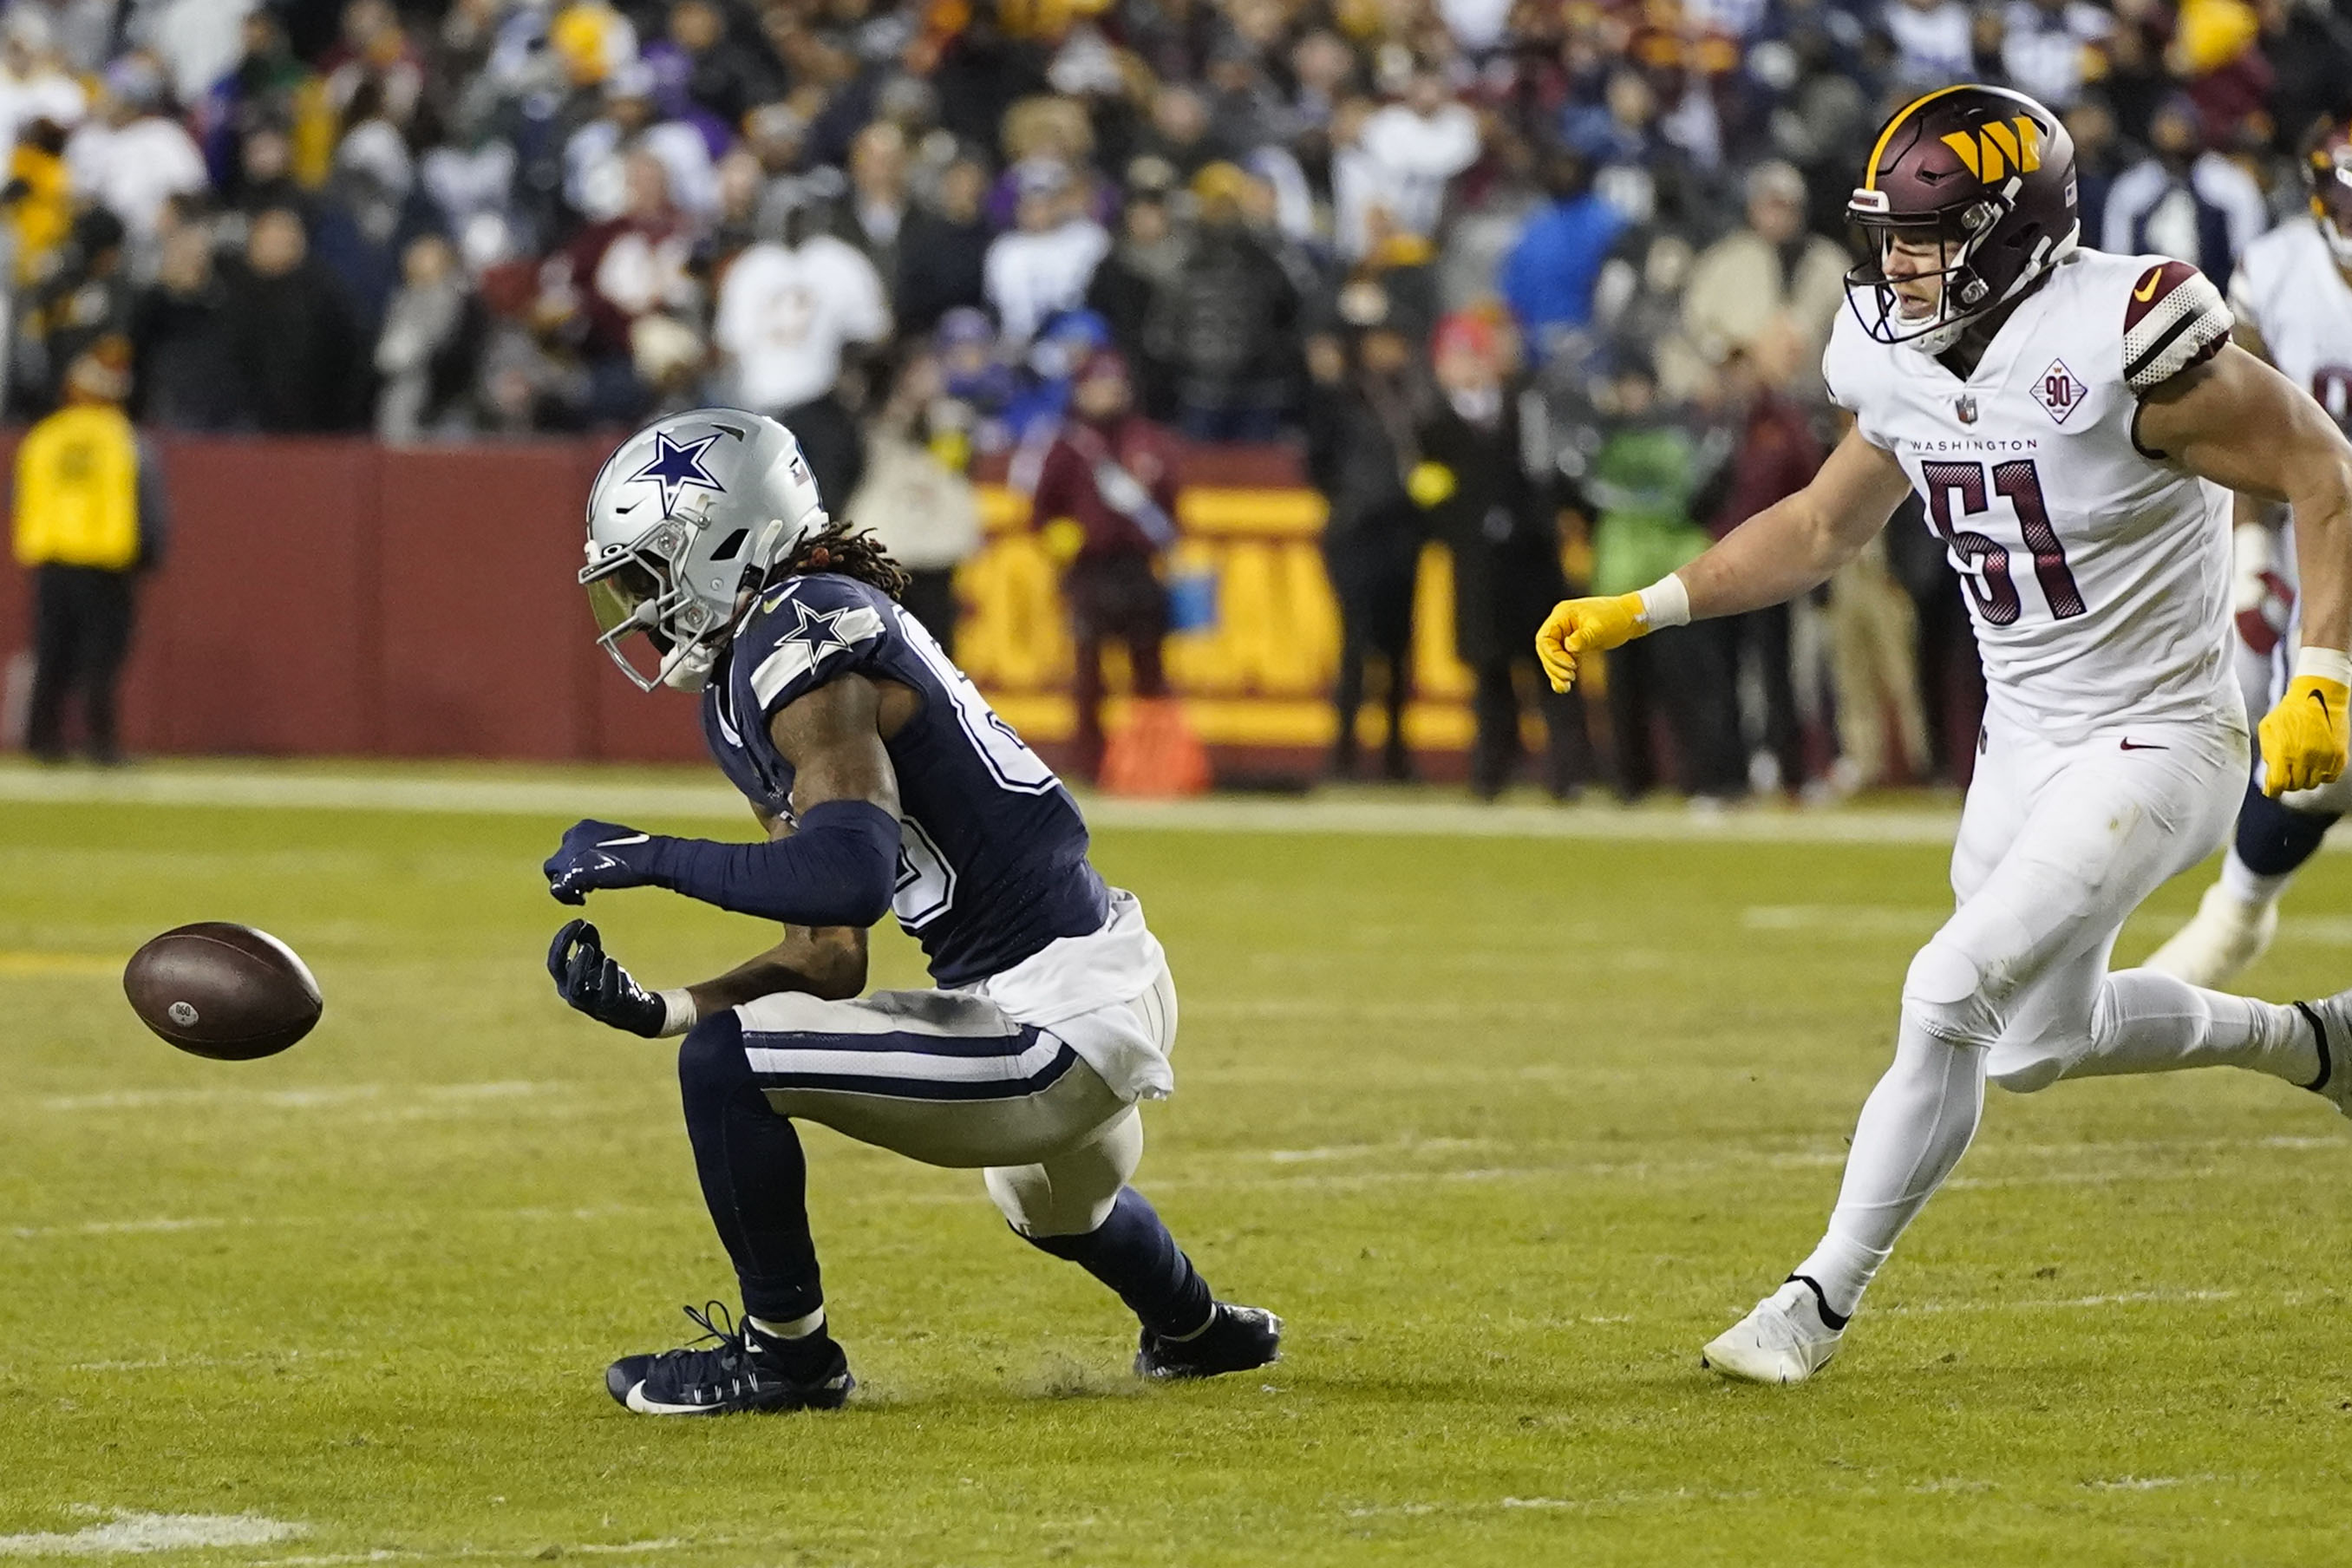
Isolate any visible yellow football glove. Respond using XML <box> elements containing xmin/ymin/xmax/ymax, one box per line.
<box><xmin>2258</xmin><ymin>668</ymin><xmax>2351</xmax><ymax>796</ymax></box>
<box><xmin>1535</xmin><ymin>593</ymin><xmax>1649</xmax><ymax>693</ymax></box>
<box><xmin>1406</xmin><ymin>460</ymin><xmax>1457</xmax><ymax>509</ymax></box>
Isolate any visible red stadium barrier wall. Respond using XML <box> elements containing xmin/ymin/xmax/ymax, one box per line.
<box><xmin>5</xmin><ymin>435</ymin><xmax>1458</xmax><ymax>773</ymax></box>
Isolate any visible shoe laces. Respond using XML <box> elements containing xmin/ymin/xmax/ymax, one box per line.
<box><xmin>648</xmin><ymin>1301</ymin><xmax>765</xmax><ymax>1387</ymax></box>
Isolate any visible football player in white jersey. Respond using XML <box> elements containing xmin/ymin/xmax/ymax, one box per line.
<box><xmin>1537</xmin><ymin>85</ymin><xmax>2352</xmax><ymax>1384</ymax></box>
<box><xmin>2148</xmin><ymin>115</ymin><xmax>2352</xmax><ymax>986</ymax></box>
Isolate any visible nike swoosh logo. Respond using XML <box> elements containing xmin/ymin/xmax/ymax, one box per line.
<box><xmin>2133</xmin><ymin>271</ymin><xmax>2160</xmax><ymax>302</ymax></box>
<box><xmin>2312</xmin><ymin>690</ymin><xmax>2334</xmax><ymax>723</ymax></box>
<box><xmin>614</xmin><ymin>500</ymin><xmax>640</xmax><ymax>514</ymax></box>
<box><xmin>2118</xmin><ymin>738</ymin><xmax>2167</xmax><ymax>751</ymax></box>
<box><xmin>597</xmin><ymin>833</ymin><xmax>651</xmax><ymax>847</ymax></box>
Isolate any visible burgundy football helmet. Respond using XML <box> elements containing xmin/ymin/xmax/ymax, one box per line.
<box><xmin>2304</xmin><ymin>115</ymin><xmax>2352</xmax><ymax>270</ymax></box>
<box><xmin>1846</xmin><ymin>85</ymin><xmax>2079</xmax><ymax>354</ymax></box>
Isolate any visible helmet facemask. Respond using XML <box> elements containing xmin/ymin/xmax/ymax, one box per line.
<box><xmin>580</xmin><ymin>520</ymin><xmax>735</xmax><ymax>692</ymax></box>
<box><xmin>1846</xmin><ymin>193</ymin><xmax>2019</xmax><ymax>355</ymax></box>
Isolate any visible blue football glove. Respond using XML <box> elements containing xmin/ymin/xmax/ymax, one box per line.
<box><xmin>547</xmin><ymin>919</ymin><xmax>670</xmax><ymax>1038</ymax></box>
<box><xmin>544</xmin><ymin>819</ymin><xmax>664</xmax><ymax>904</ymax></box>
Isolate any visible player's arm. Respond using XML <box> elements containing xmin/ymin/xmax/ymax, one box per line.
<box><xmin>681</xmin><ymin>806</ymin><xmax>870</xmax><ymax>1009</ymax></box>
<box><xmin>543</xmin><ymin>675</ymin><xmax>904</xmax><ymax>922</ymax></box>
<box><xmin>542</xmin><ymin>679</ymin><xmax>905</xmax><ymax>1037</ymax></box>
<box><xmin>1536</xmin><ymin>427</ymin><xmax>1913</xmax><ymax>692</ymax></box>
<box><xmin>2138</xmin><ymin>342</ymin><xmax>2352</xmax><ymax>793</ymax></box>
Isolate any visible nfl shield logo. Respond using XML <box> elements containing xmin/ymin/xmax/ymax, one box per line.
<box><xmin>1954</xmin><ymin>394</ymin><xmax>1978</xmax><ymax>425</ymax></box>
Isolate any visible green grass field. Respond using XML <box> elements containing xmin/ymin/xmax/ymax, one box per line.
<box><xmin>5</xmin><ymin>763</ymin><xmax>2352</xmax><ymax>1566</ymax></box>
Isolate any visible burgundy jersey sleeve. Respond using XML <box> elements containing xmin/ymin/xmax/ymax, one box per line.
<box><xmin>2122</xmin><ymin>260</ymin><xmax>2233</xmax><ymax>395</ymax></box>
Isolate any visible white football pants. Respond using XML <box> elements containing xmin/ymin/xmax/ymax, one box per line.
<box><xmin>734</xmin><ymin>965</ymin><xmax>1177</xmax><ymax>1239</ymax></box>
<box><xmin>1792</xmin><ymin>705</ymin><xmax>2320</xmax><ymax>1315</ymax></box>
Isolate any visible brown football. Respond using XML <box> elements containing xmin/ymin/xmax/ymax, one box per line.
<box><xmin>123</xmin><ymin>923</ymin><xmax>322</xmax><ymax>1061</ymax></box>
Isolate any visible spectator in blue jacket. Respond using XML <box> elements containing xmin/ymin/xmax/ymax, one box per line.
<box><xmin>1499</xmin><ymin>148</ymin><xmax>1624</xmax><ymax>365</ymax></box>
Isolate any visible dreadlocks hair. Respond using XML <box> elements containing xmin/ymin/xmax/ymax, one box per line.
<box><xmin>771</xmin><ymin>519</ymin><xmax>911</xmax><ymax>600</ymax></box>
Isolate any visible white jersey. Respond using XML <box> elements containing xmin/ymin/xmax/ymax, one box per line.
<box><xmin>713</xmin><ymin>236</ymin><xmax>892</xmax><ymax>414</ymax></box>
<box><xmin>1824</xmin><ymin>248</ymin><xmax>2238</xmax><ymax>740</ymax></box>
<box><xmin>2224</xmin><ymin>217</ymin><xmax>2352</xmax><ymax>749</ymax></box>
<box><xmin>2230</xmin><ymin>217</ymin><xmax>2352</xmax><ymax>434</ymax></box>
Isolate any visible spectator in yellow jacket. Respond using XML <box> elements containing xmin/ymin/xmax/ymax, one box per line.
<box><xmin>12</xmin><ymin>339</ymin><xmax>168</xmax><ymax>764</ymax></box>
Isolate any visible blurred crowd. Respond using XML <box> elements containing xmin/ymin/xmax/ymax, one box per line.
<box><xmin>3</xmin><ymin>0</ymin><xmax>2349</xmax><ymax>794</ymax></box>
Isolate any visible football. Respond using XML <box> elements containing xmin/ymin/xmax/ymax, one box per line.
<box><xmin>123</xmin><ymin>922</ymin><xmax>322</xmax><ymax>1061</ymax></box>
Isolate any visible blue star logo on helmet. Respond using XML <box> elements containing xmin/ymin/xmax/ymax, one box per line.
<box><xmin>629</xmin><ymin>429</ymin><xmax>726</xmax><ymax>517</ymax></box>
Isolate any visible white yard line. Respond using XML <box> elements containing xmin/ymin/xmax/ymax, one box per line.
<box><xmin>0</xmin><ymin>762</ymin><xmax>1975</xmax><ymax>844</ymax></box>
<box><xmin>0</xmin><ymin>1513</ymin><xmax>305</xmax><ymax>1556</ymax></box>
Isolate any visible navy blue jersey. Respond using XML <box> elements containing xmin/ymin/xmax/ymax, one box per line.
<box><xmin>702</xmin><ymin>572</ymin><xmax>1108</xmax><ymax>987</ymax></box>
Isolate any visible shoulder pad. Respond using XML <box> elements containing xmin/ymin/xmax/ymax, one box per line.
<box><xmin>739</xmin><ymin>575</ymin><xmax>893</xmax><ymax>715</ymax></box>
<box><xmin>2122</xmin><ymin>260</ymin><xmax>2233</xmax><ymax>394</ymax></box>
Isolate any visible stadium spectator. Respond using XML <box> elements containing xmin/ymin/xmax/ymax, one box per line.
<box><xmin>833</xmin><ymin>121</ymin><xmax>912</xmax><ymax>287</ymax></box>
<box><xmin>1148</xmin><ymin>162</ymin><xmax>1302</xmax><ymax>441</ymax></box>
<box><xmin>644</xmin><ymin>0</ymin><xmax>779</xmax><ymax>135</ymax></box>
<box><xmin>376</xmin><ymin>233</ymin><xmax>488</xmax><ymax>441</ymax></box>
<box><xmin>565</xmin><ymin>61</ymin><xmax>719</xmax><ymax>233</ymax></box>
<box><xmin>538</xmin><ymin>149</ymin><xmax>695</xmax><ymax>426</ymax></box>
<box><xmin>1305</xmin><ymin>312</ymin><xmax>1425</xmax><ymax>784</ymax></box>
<box><xmin>1086</xmin><ymin>171</ymin><xmax>1185</xmax><ymax>415</ymax></box>
<box><xmin>0</xmin><ymin>12</ymin><xmax>87</xmax><ymax>154</ymax></box>
<box><xmin>895</xmin><ymin>152</ymin><xmax>994</xmax><ymax>335</ymax></box>
<box><xmin>2000</xmin><ymin>0</ymin><xmax>2115</xmax><ymax>111</ymax></box>
<box><xmin>1680</xmin><ymin>162</ymin><xmax>1845</xmax><ymax>392</ymax></box>
<box><xmin>712</xmin><ymin>193</ymin><xmax>890</xmax><ymax>504</ymax></box>
<box><xmin>23</xmin><ymin>206</ymin><xmax>133</xmax><ymax>416</ymax></box>
<box><xmin>1500</xmin><ymin>148</ymin><xmax>1624</xmax><ymax>364</ymax></box>
<box><xmin>1705</xmin><ymin>331</ymin><xmax>1823</xmax><ymax>795</ymax></box>
<box><xmin>1826</xmin><ymin>534</ymin><xmax>1936</xmax><ymax>797</ymax></box>
<box><xmin>2102</xmin><ymin>96</ymin><xmax>2267</xmax><ymax>291</ymax></box>
<box><xmin>129</xmin><ymin>213</ymin><xmax>243</xmax><ymax>430</ymax></box>
<box><xmin>1580</xmin><ymin>352</ymin><xmax>1740</xmax><ymax>803</ymax></box>
<box><xmin>1358</xmin><ymin>66</ymin><xmax>1482</xmax><ymax>247</ymax></box>
<box><xmin>849</xmin><ymin>349</ymin><xmax>983</xmax><ymax>655</ymax></box>
<box><xmin>985</xmin><ymin>159</ymin><xmax>1110</xmax><ymax>345</ymax></box>
<box><xmin>311</xmin><ymin>126</ymin><xmax>443</xmax><ymax>346</ymax></box>
<box><xmin>63</xmin><ymin>54</ymin><xmax>207</xmax><ymax>255</ymax></box>
<box><xmin>1133</xmin><ymin>83</ymin><xmax>1223</xmax><ymax>184</ymax></box>
<box><xmin>220</xmin><ymin>204</ymin><xmax>366</xmax><ymax>432</ymax></box>
<box><xmin>1884</xmin><ymin>0</ymin><xmax>1977</xmax><ymax>91</ymax></box>
<box><xmin>13</xmin><ymin>339</ymin><xmax>166</xmax><ymax>767</ymax></box>
<box><xmin>1416</xmin><ymin>309</ymin><xmax>1590</xmax><ymax>801</ymax></box>
<box><xmin>1027</xmin><ymin>346</ymin><xmax>1179</xmax><ymax>783</ymax></box>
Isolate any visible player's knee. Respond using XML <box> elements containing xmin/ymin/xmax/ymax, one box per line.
<box><xmin>1900</xmin><ymin>937</ymin><xmax>1999</xmax><ymax>1046</ymax></box>
<box><xmin>675</xmin><ymin>1012</ymin><xmax>749</xmax><ymax>1104</ymax></box>
<box><xmin>985</xmin><ymin>1162</ymin><xmax>1118</xmax><ymax>1238</ymax></box>
<box><xmin>1985</xmin><ymin>1049</ymin><xmax>2066</xmax><ymax>1095</ymax></box>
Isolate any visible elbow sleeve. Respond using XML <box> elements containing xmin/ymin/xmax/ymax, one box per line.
<box><xmin>646</xmin><ymin>799</ymin><xmax>902</xmax><ymax>928</ymax></box>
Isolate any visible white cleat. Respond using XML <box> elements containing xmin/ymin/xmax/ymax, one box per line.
<box><xmin>1702</xmin><ymin>1279</ymin><xmax>1846</xmax><ymax>1384</ymax></box>
<box><xmin>2293</xmin><ymin>994</ymin><xmax>2352</xmax><ymax>1121</ymax></box>
<box><xmin>2144</xmin><ymin>882</ymin><xmax>2278</xmax><ymax>988</ymax></box>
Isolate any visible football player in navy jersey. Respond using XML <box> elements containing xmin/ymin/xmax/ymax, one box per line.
<box><xmin>542</xmin><ymin>408</ymin><xmax>1278</xmax><ymax>1415</ymax></box>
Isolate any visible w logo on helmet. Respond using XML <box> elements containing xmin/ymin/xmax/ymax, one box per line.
<box><xmin>1939</xmin><ymin>117</ymin><xmax>2045</xmax><ymax>184</ymax></box>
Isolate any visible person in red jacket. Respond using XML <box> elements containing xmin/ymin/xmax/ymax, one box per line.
<box><xmin>1028</xmin><ymin>347</ymin><xmax>1183</xmax><ymax>781</ymax></box>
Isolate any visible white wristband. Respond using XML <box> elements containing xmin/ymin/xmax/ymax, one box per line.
<box><xmin>1638</xmin><ymin>573</ymin><xmax>1691</xmax><ymax>629</ymax></box>
<box><xmin>2295</xmin><ymin>646</ymin><xmax>2352</xmax><ymax>686</ymax></box>
<box><xmin>656</xmin><ymin>989</ymin><xmax>699</xmax><ymax>1038</ymax></box>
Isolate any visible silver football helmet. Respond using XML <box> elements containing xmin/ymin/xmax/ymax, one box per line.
<box><xmin>580</xmin><ymin>408</ymin><xmax>829</xmax><ymax>692</ymax></box>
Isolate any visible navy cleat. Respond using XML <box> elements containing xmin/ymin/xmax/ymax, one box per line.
<box><xmin>1135</xmin><ymin>1302</ymin><xmax>1283</xmax><ymax>1380</ymax></box>
<box><xmin>604</xmin><ymin>1302</ymin><xmax>853</xmax><ymax>1415</ymax></box>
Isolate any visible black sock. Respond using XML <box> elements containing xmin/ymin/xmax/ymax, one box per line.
<box><xmin>677</xmin><ymin>1014</ymin><xmax>823</xmax><ymax>1324</ymax></box>
<box><xmin>1019</xmin><ymin>1187</ymin><xmax>1213</xmax><ymax>1337</ymax></box>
